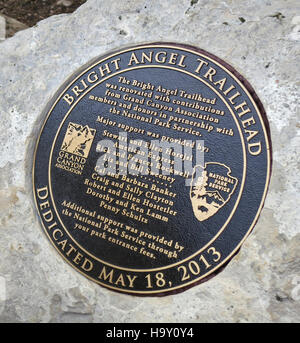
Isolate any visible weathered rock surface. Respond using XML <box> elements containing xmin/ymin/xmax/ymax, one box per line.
<box><xmin>0</xmin><ymin>0</ymin><xmax>299</xmax><ymax>323</ymax></box>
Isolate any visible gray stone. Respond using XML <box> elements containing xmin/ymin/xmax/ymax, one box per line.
<box><xmin>3</xmin><ymin>14</ymin><xmax>28</xmax><ymax>39</ymax></box>
<box><xmin>57</xmin><ymin>0</ymin><xmax>73</xmax><ymax>7</ymax></box>
<box><xmin>0</xmin><ymin>16</ymin><xmax>5</xmax><ymax>41</ymax></box>
<box><xmin>0</xmin><ymin>14</ymin><xmax>29</xmax><ymax>40</ymax></box>
<box><xmin>0</xmin><ymin>0</ymin><xmax>299</xmax><ymax>323</ymax></box>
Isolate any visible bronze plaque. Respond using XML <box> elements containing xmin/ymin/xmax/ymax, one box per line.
<box><xmin>33</xmin><ymin>43</ymin><xmax>272</xmax><ymax>295</ymax></box>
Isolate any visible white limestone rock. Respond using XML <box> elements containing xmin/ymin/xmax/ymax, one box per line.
<box><xmin>0</xmin><ymin>0</ymin><xmax>299</xmax><ymax>323</ymax></box>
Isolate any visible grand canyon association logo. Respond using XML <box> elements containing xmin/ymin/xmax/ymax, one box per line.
<box><xmin>55</xmin><ymin>122</ymin><xmax>96</xmax><ymax>175</ymax></box>
<box><xmin>61</xmin><ymin>122</ymin><xmax>96</xmax><ymax>158</ymax></box>
<box><xmin>190</xmin><ymin>162</ymin><xmax>238</xmax><ymax>221</ymax></box>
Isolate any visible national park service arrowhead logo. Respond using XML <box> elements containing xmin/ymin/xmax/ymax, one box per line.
<box><xmin>61</xmin><ymin>122</ymin><xmax>96</xmax><ymax>158</ymax></box>
<box><xmin>190</xmin><ymin>162</ymin><xmax>238</xmax><ymax>221</ymax></box>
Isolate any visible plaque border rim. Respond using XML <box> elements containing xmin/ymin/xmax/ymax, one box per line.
<box><xmin>32</xmin><ymin>42</ymin><xmax>272</xmax><ymax>295</ymax></box>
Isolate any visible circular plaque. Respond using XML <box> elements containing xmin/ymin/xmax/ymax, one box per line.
<box><xmin>33</xmin><ymin>43</ymin><xmax>272</xmax><ymax>295</ymax></box>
